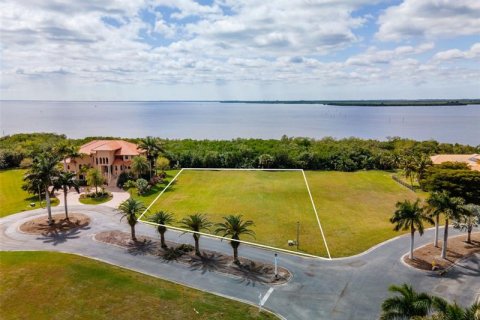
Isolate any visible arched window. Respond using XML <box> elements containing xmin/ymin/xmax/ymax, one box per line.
<box><xmin>106</xmin><ymin>158</ymin><xmax>109</xmax><ymax>164</ymax></box>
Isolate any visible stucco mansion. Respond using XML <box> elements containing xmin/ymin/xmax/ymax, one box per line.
<box><xmin>64</xmin><ymin>140</ymin><xmax>146</xmax><ymax>185</ymax></box>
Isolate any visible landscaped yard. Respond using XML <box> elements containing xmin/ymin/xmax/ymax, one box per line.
<box><xmin>0</xmin><ymin>169</ymin><xmax>59</xmax><ymax>217</ymax></box>
<box><xmin>0</xmin><ymin>251</ymin><xmax>276</xmax><ymax>320</ymax></box>
<box><xmin>140</xmin><ymin>169</ymin><xmax>425</xmax><ymax>258</ymax></box>
<box><xmin>79</xmin><ymin>194</ymin><xmax>113</xmax><ymax>205</ymax></box>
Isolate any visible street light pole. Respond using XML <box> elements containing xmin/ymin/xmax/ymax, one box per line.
<box><xmin>296</xmin><ymin>221</ymin><xmax>300</xmax><ymax>250</ymax></box>
<box><xmin>274</xmin><ymin>253</ymin><xmax>278</xmax><ymax>279</ymax></box>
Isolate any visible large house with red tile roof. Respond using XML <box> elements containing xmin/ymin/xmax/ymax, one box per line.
<box><xmin>430</xmin><ymin>154</ymin><xmax>480</xmax><ymax>171</ymax></box>
<box><xmin>65</xmin><ymin>140</ymin><xmax>146</xmax><ymax>185</ymax></box>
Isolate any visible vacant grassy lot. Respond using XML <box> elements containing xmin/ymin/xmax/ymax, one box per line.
<box><xmin>144</xmin><ymin>170</ymin><xmax>328</xmax><ymax>256</ymax></box>
<box><xmin>305</xmin><ymin>170</ymin><xmax>422</xmax><ymax>257</ymax></box>
<box><xmin>0</xmin><ymin>251</ymin><xmax>276</xmax><ymax>320</ymax></box>
<box><xmin>0</xmin><ymin>169</ymin><xmax>59</xmax><ymax>217</ymax></box>
<box><xmin>142</xmin><ymin>170</ymin><xmax>424</xmax><ymax>258</ymax></box>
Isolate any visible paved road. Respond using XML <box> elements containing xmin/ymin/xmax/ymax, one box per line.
<box><xmin>1</xmin><ymin>206</ymin><xmax>478</xmax><ymax>320</ymax></box>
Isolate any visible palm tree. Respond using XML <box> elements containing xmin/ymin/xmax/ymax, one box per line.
<box><xmin>453</xmin><ymin>204</ymin><xmax>480</xmax><ymax>244</ymax></box>
<box><xmin>149</xmin><ymin>211</ymin><xmax>175</xmax><ymax>248</ymax></box>
<box><xmin>215</xmin><ymin>215</ymin><xmax>255</xmax><ymax>264</ymax></box>
<box><xmin>380</xmin><ymin>284</ymin><xmax>433</xmax><ymax>320</ymax></box>
<box><xmin>55</xmin><ymin>142</ymin><xmax>81</xmax><ymax>170</ymax></box>
<box><xmin>131</xmin><ymin>156</ymin><xmax>150</xmax><ymax>179</ymax></box>
<box><xmin>179</xmin><ymin>214</ymin><xmax>212</xmax><ymax>256</ymax></box>
<box><xmin>432</xmin><ymin>297</ymin><xmax>480</xmax><ymax>320</ymax></box>
<box><xmin>86</xmin><ymin>168</ymin><xmax>104</xmax><ymax>194</ymax></box>
<box><xmin>53</xmin><ymin>171</ymin><xmax>80</xmax><ymax>220</ymax></box>
<box><xmin>436</xmin><ymin>196</ymin><xmax>465</xmax><ymax>259</ymax></box>
<box><xmin>118</xmin><ymin>199</ymin><xmax>146</xmax><ymax>241</ymax></box>
<box><xmin>390</xmin><ymin>199</ymin><xmax>433</xmax><ymax>260</ymax></box>
<box><xmin>402</xmin><ymin>156</ymin><xmax>417</xmax><ymax>187</ymax></box>
<box><xmin>414</xmin><ymin>154</ymin><xmax>432</xmax><ymax>184</ymax></box>
<box><xmin>425</xmin><ymin>191</ymin><xmax>449</xmax><ymax>248</ymax></box>
<box><xmin>24</xmin><ymin>153</ymin><xmax>61</xmax><ymax>225</ymax></box>
<box><xmin>138</xmin><ymin>137</ymin><xmax>164</xmax><ymax>178</ymax></box>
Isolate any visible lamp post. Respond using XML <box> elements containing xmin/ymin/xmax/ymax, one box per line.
<box><xmin>274</xmin><ymin>253</ymin><xmax>278</xmax><ymax>279</ymax></box>
<box><xmin>296</xmin><ymin>221</ymin><xmax>300</xmax><ymax>250</ymax></box>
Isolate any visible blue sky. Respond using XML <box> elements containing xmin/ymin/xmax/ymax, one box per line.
<box><xmin>0</xmin><ymin>0</ymin><xmax>479</xmax><ymax>100</ymax></box>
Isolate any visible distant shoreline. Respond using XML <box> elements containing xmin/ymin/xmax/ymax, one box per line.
<box><xmin>1</xmin><ymin>99</ymin><xmax>479</xmax><ymax>106</ymax></box>
<box><xmin>220</xmin><ymin>99</ymin><xmax>480</xmax><ymax>106</ymax></box>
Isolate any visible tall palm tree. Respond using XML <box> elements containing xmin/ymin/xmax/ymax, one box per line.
<box><xmin>390</xmin><ymin>199</ymin><xmax>433</xmax><ymax>259</ymax></box>
<box><xmin>53</xmin><ymin>171</ymin><xmax>80</xmax><ymax>220</ymax></box>
<box><xmin>425</xmin><ymin>191</ymin><xmax>449</xmax><ymax>248</ymax></box>
<box><xmin>149</xmin><ymin>211</ymin><xmax>175</xmax><ymax>248</ymax></box>
<box><xmin>380</xmin><ymin>284</ymin><xmax>433</xmax><ymax>320</ymax></box>
<box><xmin>24</xmin><ymin>153</ymin><xmax>61</xmax><ymax>225</ymax></box>
<box><xmin>434</xmin><ymin>195</ymin><xmax>465</xmax><ymax>259</ymax></box>
<box><xmin>179</xmin><ymin>213</ymin><xmax>212</xmax><ymax>256</ymax></box>
<box><xmin>453</xmin><ymin>204</ymin><xmax>480</xmax><ymax>244</ymax></box>
<box><xmin>215</xmin><ymin>215</ymin><xmax>255</xmax><ymax>264</ymax></box>
<box><xmin>118</xmin><ymin>199</ymin><xmax>146</xmax><ymax>241</ymax></box>
<box><xmin>131</xmin><ymin>156</ymin><xmax>150</xmax><ymax>179</ymax></box>
<box><xmin>138</xmin><ymin>137</ymin><xmax>164</xmax><ymax>178</ymax></box>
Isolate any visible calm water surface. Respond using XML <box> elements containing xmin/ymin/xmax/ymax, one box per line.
<box><xmin>0</xmin><ymin>101</ymin><xmax>479</xmax><ymax>145</ymax></box>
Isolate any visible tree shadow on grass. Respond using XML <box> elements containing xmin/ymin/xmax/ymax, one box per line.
<box><xmin>233</xmin><ymin>261</ymin><xmax>273</xmax><ymax>287</ymax></box>
<box><xmin>188</xmin><ymin>252</ymin><xmax>229</xmax><ymax>274</ymax></box>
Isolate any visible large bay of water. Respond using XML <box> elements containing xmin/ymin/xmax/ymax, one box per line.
<box><xmin>0</xmin><ymin>101</ymin><xmax>479</xmax><ymax>145</ymax></box>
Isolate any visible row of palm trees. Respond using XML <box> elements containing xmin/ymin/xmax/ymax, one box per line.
<box><xmin>381</xmin><ymin>283</ymin><xmax>479</xmax><ymax>320</ymax></box>
<box><xmin>117</xmin><ymin>198</ymin><xmax>255</xmax><ymax>264</ymax></box>
<box><xmin>391</xmin><ymin>190</ymin><xmax>475</xmax><ymax>260</ymax></box>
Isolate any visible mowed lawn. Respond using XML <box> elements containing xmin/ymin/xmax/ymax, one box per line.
<box><xmin>0</xmin><ymin>251</ymin><xmax>276</xmax><ymax>320</ymax></box>
<box><xmin>144</xmin><ymin>170</ymin><xmax>329</xmax><ymax>257</ymax></box>
<box><xmin>305</xmin><ymin>170</ymin><xmax>423</xmax><ymax>257</ymax></box>
<box><xmin>0</xmin><ymin>169</ymin><xmax>59</xmax><ymax>217</ymax></box>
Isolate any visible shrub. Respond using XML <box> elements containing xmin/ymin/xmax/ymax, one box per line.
<box><xmin>162</xmin><ymin>247</ymin><xmax>183</xmax><ymax>261</ymax></box>
<box><xmin>123</xmin><ymin>179</ymin><xmax>136</xmax><ymax>189</ymax></box>
<box><xmin>149</xmin><ymin>176</ymin><xmax>163</xmax><ymax>186</ymax></box>
<box><xmin>19</xmin><ymin>157</ymin><xmax>33</xmax><ymax>168</ymax></box>
<box><xmin>117</xmin><ymin>171</ymin><xmax>134</xmax><ymax>188</ymax></box>
<box><xmin>156</xmin><ymin>156</ymin><xmax>170</xmax><ymax>171</ymax></box>
<box><xmin>136</xmin><ymin>178</ymin><xmax>150</xmax><ymax>195</ymax></box>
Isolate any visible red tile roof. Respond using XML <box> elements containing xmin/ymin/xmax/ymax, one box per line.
<box><xmin>79</xmin><ymin>140</ymin><xmax>144</xmax><ymax>156</ymax></box>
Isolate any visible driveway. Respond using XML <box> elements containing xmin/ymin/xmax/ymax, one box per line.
<box><xmin>1</xmin><ymin>207</ymin><xmax>478</xmax><ymax>320</ymax></box>
<box><xmin>55</xmin><ymin>186</ymin><xmax>130</xmax><ymax>209</ymax></box>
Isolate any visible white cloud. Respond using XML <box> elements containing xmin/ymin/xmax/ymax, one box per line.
<box><xmin>0</xmin><ymin>0</ymin><xmax>479</xmax><ymax>99</ymax></box>
<box><xmin>433</xmin><ymin>43</ymin><xmax>480</xmax><ymax>61</ymax></box>
<box><xmin>376</xmin><ymin>0</ymin><xmax>480</xmax><ymax>41</ymax></box>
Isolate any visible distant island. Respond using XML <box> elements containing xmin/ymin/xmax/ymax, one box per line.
<box><xmin>220</xmin><ymin>99</ymin><xmax>480</xmax><ymax>106</ymax></box>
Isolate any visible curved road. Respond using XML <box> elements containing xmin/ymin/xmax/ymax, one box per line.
<box><xmin>1</xmin><ymin>206</ymin><xmax>478</xmax><ymax>319</ymax></box>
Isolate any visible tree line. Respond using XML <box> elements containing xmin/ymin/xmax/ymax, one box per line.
<box><xmin>1</xmin><ymin>133</ymin><xmax>479</xmax><ymax>171</ymax></box>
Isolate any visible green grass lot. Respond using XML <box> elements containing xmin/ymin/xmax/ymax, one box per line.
<box><xmin>144</xmin><ymin>170</ymin><xmax>329</xmax><ymax>257</ymax></box>
<box><xmin>142</xmin><ymin>170</ymin><xmax>425</xmax><ymax>258</ymax></box>
<box><xmin>0</xmin><ymin>251</ymin><xmax>275</xmax><ymax>320</ymax></box>
<box><xmin>305</xmin><ymin>170</ymin><xmax>424</xmax><ymax>257</ymax></box>
<box><xmin>79</xmin><ymin>194</ymin><xmax>113</xmax><ymax>205</ymax></box>
<box><xmin>0</xmin><ymin>169</ymin><xmax>59</xmax><ymax>218</ymax></box>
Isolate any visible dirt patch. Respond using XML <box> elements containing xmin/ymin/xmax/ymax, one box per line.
<box><xmin>95</xmin><ymin>230</ymin><xmax>292</xmax><ymax>285</ymax></box>
<box><xmin>19</xmin><ymin>213</ymin><xmax>90</xmax><ymax>235</ymax></box>
<box><xmin>404</xmin><ymin>232</ymin><xmax>480</xmax><ymax>271</ymax></box>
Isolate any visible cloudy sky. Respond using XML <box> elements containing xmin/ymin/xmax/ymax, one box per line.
<box><xmin>1</xmin><ymin>0</ymin><xmax>479</xmax><ymax>100</ymax></box>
